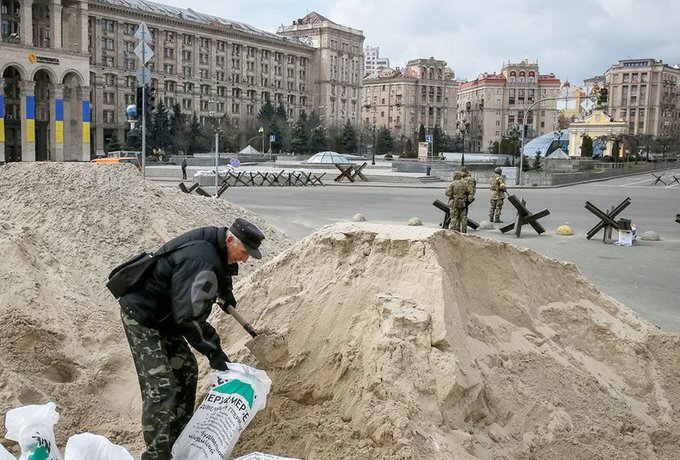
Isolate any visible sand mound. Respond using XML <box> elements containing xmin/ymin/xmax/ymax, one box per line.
<box><xmin>220</xmin><ymin>223</ymin><xmax>680</xmax><ymax>459</ymax></box>
<box><xmin>2</xmin><ymin>163</ymin><xmax>679</xmax><ymax>459</ymax></box>
<box><xmin>0</xmin><ymin>163</ymin><xmax>292</xmax><ymax>454</ymax></box>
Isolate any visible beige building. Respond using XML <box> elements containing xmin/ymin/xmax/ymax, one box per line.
<box><xmin>1</xmin><ymin>2</ymin><xmax>363</xmax><ymax>161</ymax></box>
<box><xmin>457</xmin><ymin>59</ymin><xmax>561</xmax><ymax>152</ymax></box>
<box><xmin>361</xmin><ymin>57</ymin><xmax>457</xmax><ymax>146</ymax></box>
<box><xmin>277</xmin><ymin>12</ymin><xmax>364</xmax><ymax>128</ymax></box>
<box><xmin>603</xmin><ymin>58</ymin><xmax>680</xmax><ymax>138</ymax></box>
<box><xmin>568</xmin><ymin>109</ymin><xmax>627</xmax><ymax>157</ymax></box>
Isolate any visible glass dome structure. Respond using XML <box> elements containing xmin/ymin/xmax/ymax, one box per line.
<box><xmin>305</xmin><ymin>151</ymin><xmax>350</xmax><ymax>164</ymax></box>
<box><xmin>523</xmin><ymin>129</ymin><xmax>569</xmax><ymax>157</ymax></box>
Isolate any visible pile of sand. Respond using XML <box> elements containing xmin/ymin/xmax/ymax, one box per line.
<box><xmin>1</xmin><ymin>163</ymin><xmax>679</xmax><ymax>459</ymax></box>
<box><xmin>0</xmin><ymin>163</ymin><xmax>292</xmax><ymax>455</ymax></box>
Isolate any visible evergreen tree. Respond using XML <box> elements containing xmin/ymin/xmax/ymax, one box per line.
<box><xmin>341</xmin><ymin>119</ymin><xmax>358</xmax><ymax>153</ymax></box>
<box><xmin>432</xmin><ymin>124</ymin><xmax>444</xmax><ymax>155</ymax></box>
<box><xmin>403</xmin><ymin>138</ymin><xmax>415</xmax><ymax>158</ymax></box>
<box><xmin>149</xmin><ymin>101</ymin><xmax>172</xmax><ymax>152</ymax></box>
<box><xmin>290</xmin><ymin>111</ymin><xmax>311</xmax><ymax>154</ymax></box>
<box><xmin>187</xmin><ymin>114</ymin><xmax>204</xmax><ymax>154</ymax></box>
<box><xmin>124</xmin><ymin>124</ymin><xmax>142</xmax><ymax>150</ymax></box>
<box><xmin>257</xmin><ymin>99</ymin><xmax>276</xmax><ymax>135</ymax></box>
<box><xmin>170</xmin><ymin>103</ymin><xmax>187</xmax><ymax>154</ymax></box>
<box><xmin>418</xmin><ymin>123</ymin><xmax>426</xmax><ymax>142</ymax></box>
<box><xmin>580</xmin><ymin>135</ymin><xmax>593</xmax><ymax>157</ymax></box>
<box><xmin>217</xmin><ymin>115</ymin><xmax>240</xmax><ymax>153</ymax></box>
<box><xmin>376</xmin><ymin>127</ymin><xmax>394</xmax><ymax>155</ymax></box>
<box><xmin>309</xmin><ymin>124</ymin><xmax>328</xmax><ymax>152</ymax></box>
<box><xmin>270</xmin><ymin>102</ymin><xmax>289</xmax><ymax>152</ymax></box>
<box><xmin>532</xmin><ymin>151</ymin><xmax>542</xmax><ymax>171</ymax></box>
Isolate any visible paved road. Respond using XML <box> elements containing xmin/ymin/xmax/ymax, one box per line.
<box><xmin>164</xmin><ymin>169</ymin><xmax>680</xmax><ymax>331</ymax></box>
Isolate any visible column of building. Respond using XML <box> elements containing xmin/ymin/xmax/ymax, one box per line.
<box><xmin>50</xmin><ymin>0</ymin><xmax>62</xmax><ymax>49</ymax></box>
<box><xmin>78</xmin><ymin>85</ymin><xmax>90</xmax><ymax>160</ymax></box>
<box><xmin>50</xmin><ymin>83</ymin><xmax>64</xmax><ymax>161</ymax></box>
<box><xmin>0</xmin><ymin>81</ymin><xmax>5</xmax><ymax>162</ymax></box>
<box><xmin>20</xmin><ymin>0</ymin><xmax>33</xmax><ymax>46</ymax></box>
<box><xmin>20</xmin><ymin>81</ymin><xmax>36</xmax><ymax>161</ymax></box>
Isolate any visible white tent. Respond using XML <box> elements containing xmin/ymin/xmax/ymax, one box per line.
<box><xmin>239</xmin><ymin>145</ymin><xmax>261</xmax><ymax>155</ymax></box>
<box><xmin>547</xmin><ymin>148</ymin><xmax>570</xmax><ymax>159</ymax></box>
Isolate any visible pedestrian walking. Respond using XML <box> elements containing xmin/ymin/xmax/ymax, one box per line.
<box><xmin>181</xmin><ymin>158</ymin><xmax>188</xmax><ymax>180</ymax></box>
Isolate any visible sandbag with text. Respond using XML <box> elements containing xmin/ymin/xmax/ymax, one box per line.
<box><xmin>171</xmin><ymin>363</ymin><xmax>272</xmax><ymax>460</ymax></box>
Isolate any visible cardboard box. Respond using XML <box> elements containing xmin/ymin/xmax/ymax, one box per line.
<box><xmin>617</xmin><ymin>228</ymin><xmax>636</xmax><ymax>246</ymax></box>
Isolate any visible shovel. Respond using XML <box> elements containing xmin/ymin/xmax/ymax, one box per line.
<box><xmin>217</xmin><ymin>299</ymin><xmax>290</xmax><ymax>368</ymax></box>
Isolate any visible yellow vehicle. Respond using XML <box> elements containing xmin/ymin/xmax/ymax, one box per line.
<box><xmin>91</xmin><ymin>156</ymin><xmax>141</xmax><ymax>171</ymax></box>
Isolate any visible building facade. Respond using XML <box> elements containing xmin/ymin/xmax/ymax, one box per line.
<box><xmin>603</xmin><ymin>58</ymin><xmax>680</xmax><ymax>138</ymax></box>
<box><xmin>360</xmin><ymin>57</ymin><xmax>457</xmax><ymax>147</ymax></box>
<box><xmin>0</xmin><ymin>0</ymin><xmax>91</xmax><ymax>163</ymax></box>
<box><xmin>277</xmin><ymin>12</ymin><xmax>364</xmax><ymax>128</ymax></box>
<box><xmin>363</xmin><ymin>45</ymin><xmax>389</xmax><ymax>75</ymax></box>
<box><xmin>0</xmin><ymin>2</ymin><xmax>363</xmax><ymax>161</ymax></box>
<box><xmin>457</xmin><ymin>59</ymin><xmax>561</xmax><ymax>152</ymax></box>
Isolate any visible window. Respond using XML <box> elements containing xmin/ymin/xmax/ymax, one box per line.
<box><xmin>165</xmin><ymin>31</ymin><xmax>174</xmax><ymax>43</ymax></box>
<box><xmin>103</xmin><ymin>56</ymin><xmax>114</xmax><ymax>67</ymax></box>
<box><xmin>183</xmin><ymin>82</ymin><xmax>194</xmax><ymax>93</ymax></box>
<box><xmin>101</xmin><ymin>38</ymin><xmax>114</xmax><ymax>50</ymax></box>
<box><xmin>217</xmin><ymin>41</ymin><xmax>226</xmax><ymax>52</ymax></box>
<box><xmin>124</xmin><ymin>59</ymin><xmax>136</xmax><ymax>70</ymax></box>
<box><xmin>232</xmin><ymin>102</ymin><xmax>240</xmax><ymax>113</ymax></box>
<box><xmin>200</xmin><ymin>37</ymin><xmax>209</xmax><ymax>49</ymax></box>
<box><xmin>101</xmin><ymin>20</ymin><xmax>115</xmax><ymax>33</ymax></box>
<box><xmin>103</xmin><ymin>92</ymin><xmax>114</xmax><ymax>104</ymax></box>
<box><xmin>182</xmin><ymin>66</ymin><xmax>191</xmax><ymax>77</ymax></box>
<box><xmin>164</xmin><ymin>81</ymin><xmax>176</xmax><ymax>92</ymax></box>
<box><xmin>103</xmin><ymin>110</ymin><xmax>115</xmax><ymax>123</ymax></box>
<box><xmin>123</xmin><ymin>23</ymin><xmax>135</xmax><ymax>35</ymax></box>
<box><xmin>183</xmin><ymin>34</ymin><xmax>192</xmax><ymax>46</ymax></box>
<box><xmin>164</xmin><ymin>64</ymin><xmax>174</xmax><ymax>74</ymax></box>
<box><xmin>182</xmin><ymin>50</ymin><xmax>191</xmax><ymax>61</ymax></box>
<box><xmin>199</xmin><ymin>53</ymin><xmax>209</xmax><ymax>65</ymax></box>
<box><xmin>105</xmin><ymin>74</ymin><xmax>115</xmax><ymax>86</ymax></box>
<box><xmin>182</xmin><ymin>99</ymin><xmax>192</xmax><ymax>110</ymax></box>
<box><xmin>164</xmin><ymin>47</ymin><xmax>174</xmax><ymax>59</ymax></box>
<box><xmin>124</xmin><ymin>41</ymin><xmax>135</xmax><ymax>52</ymax></box>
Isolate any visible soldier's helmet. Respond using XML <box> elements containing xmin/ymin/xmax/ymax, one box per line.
<box><xmin>459</xmin><ymin>166</ymin><xmax>469</xmax><ymax>176</ymax></box>
<box><xmin>494</xmin><ymin>167</ymin><xmax>502</xmax><ymax>174</ymax></box>
<box><xmin>453</xmin><ymin>171</ymin><xmax>462</xmax><ymax>180</ymax></box>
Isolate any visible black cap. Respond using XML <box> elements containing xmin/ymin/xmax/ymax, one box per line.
<box><xmin>230</xmin><ymin>218</ymin><xmax>265</xmax><ymax>259</ymax></box>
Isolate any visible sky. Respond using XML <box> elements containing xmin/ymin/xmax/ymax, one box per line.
<box><xmin>158</xmin><ymin>0</ymin><xmax>679</xmax><ymax>85</ymax></box>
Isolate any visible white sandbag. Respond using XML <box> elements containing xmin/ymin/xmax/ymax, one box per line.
<box><xmin>63</xmin><ymin>433</ymin><xmax>134</xmax><ymax>460</ymax></box>
<box><xmin>171</xmin><ymin>363</ymin><xmax>272</xmax><ymax>460</ymax></box>
<box><xmin>4</xmin><ymin>402</ymin><xmax>62</xmax><ymax>460</ymax></box>
<box><xmin>0</xmin><ymin>445</ymin><xmax>17</xmax><ymax>460</ymax></box>
<box><xmin>233</xmin><ymin>453</ymin><xmax>300</xmax><ymax>460</ymax></box>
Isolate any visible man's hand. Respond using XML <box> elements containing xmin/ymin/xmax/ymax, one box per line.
<box><xmin>208</xmin><ymin>350</ymin><xmax>230</xmax><ymax>371</ymax></box>
<box><xmin>219</xmin><ymin>291</ymin><xmax>237</xmax><ymax>313</ymax></box>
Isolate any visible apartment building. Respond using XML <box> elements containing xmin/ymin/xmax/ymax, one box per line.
<box><xmin>277</xmin><ymin>12</ymin><xmax>364</xmax><ymax>128</ymax></box>
<box><xmin>603</xmin><ymin>58</ymin><xmax>680</xmax><ymax>138</ymax></box>
<box><xmin>364</xmin><ymin>46</ymin><xmax>389</xmax><ymax>75</ymax></box>
<box><xmin>457</xmin><ymin>59</ymin><xmax>561</xmax><ymax>152</ymax></box>
<box><xmin>360</xmin><ymin>57</ymin><xmax>457</xmax><ymax>145</ymax></box>
<box><xmin>0</xmin><ymin>1</ymin><xmax>364</xmax><ymax>161</ymax></box>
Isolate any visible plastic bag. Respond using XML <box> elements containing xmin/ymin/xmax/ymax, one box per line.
<box><xmin>63</xmin><ymin>433</ymin><xmax>133</xmax><ymax>460</ymax></box>
<box><xmin>4</xmin><ymin>402</ymin><xmax>62</xmax><ymax>460</ymax></box>
<box><xmin>171</xmin><ymin>363</ymin><xmax>272</xmax><ymax>460</ymax></box>
<box><xmin>233</xmin><ymin>453</ymin><xmax>300</xmax><ymax>460</ymax></box>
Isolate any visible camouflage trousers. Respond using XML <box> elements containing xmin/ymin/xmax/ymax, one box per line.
<box><xmin>489</xmin><ymin>197</ymin><xmax>505</xmax><ymax>222</ymax></box>
<box><xmin>120</xmin><ymin>309</ymin><xmax>198</xmax><ymax>460</ymax></box>
<box><xmin>449</xmin><ymin>207</ymin><xmax>468</xmax><ymax>233</ymax></box>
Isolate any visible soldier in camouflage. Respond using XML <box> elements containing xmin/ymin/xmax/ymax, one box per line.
<box><xmin>446</xmin><ymin>171</ymin><xmax>475</xmax><ymax>233</ymax></box>
<box><xmin>489</xmin><ymin>167</ymin><xmax>507</xmax><ymax>223</ymax></box>
<box><xmin>118</xmin><ymin>219</ymin><xmax>264</xmax><ymax>460</ymax></box>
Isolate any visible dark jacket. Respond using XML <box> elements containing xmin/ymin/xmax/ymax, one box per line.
<box><xmin>119</xmin><ymin>226</ymin><xmax>237</xmax><ymax>358</ymax></box>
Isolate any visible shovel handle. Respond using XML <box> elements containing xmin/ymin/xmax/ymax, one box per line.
<box><xmin>224</xmin><ymin>305</ymin><xmax>258</xmax><ymax>338</ymax></box>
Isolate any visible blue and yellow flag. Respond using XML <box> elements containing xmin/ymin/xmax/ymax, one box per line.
<box><xmin>258</xmin><ymin>126</ymin><xmax>264</xmax><ymax>133</ymax></box>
